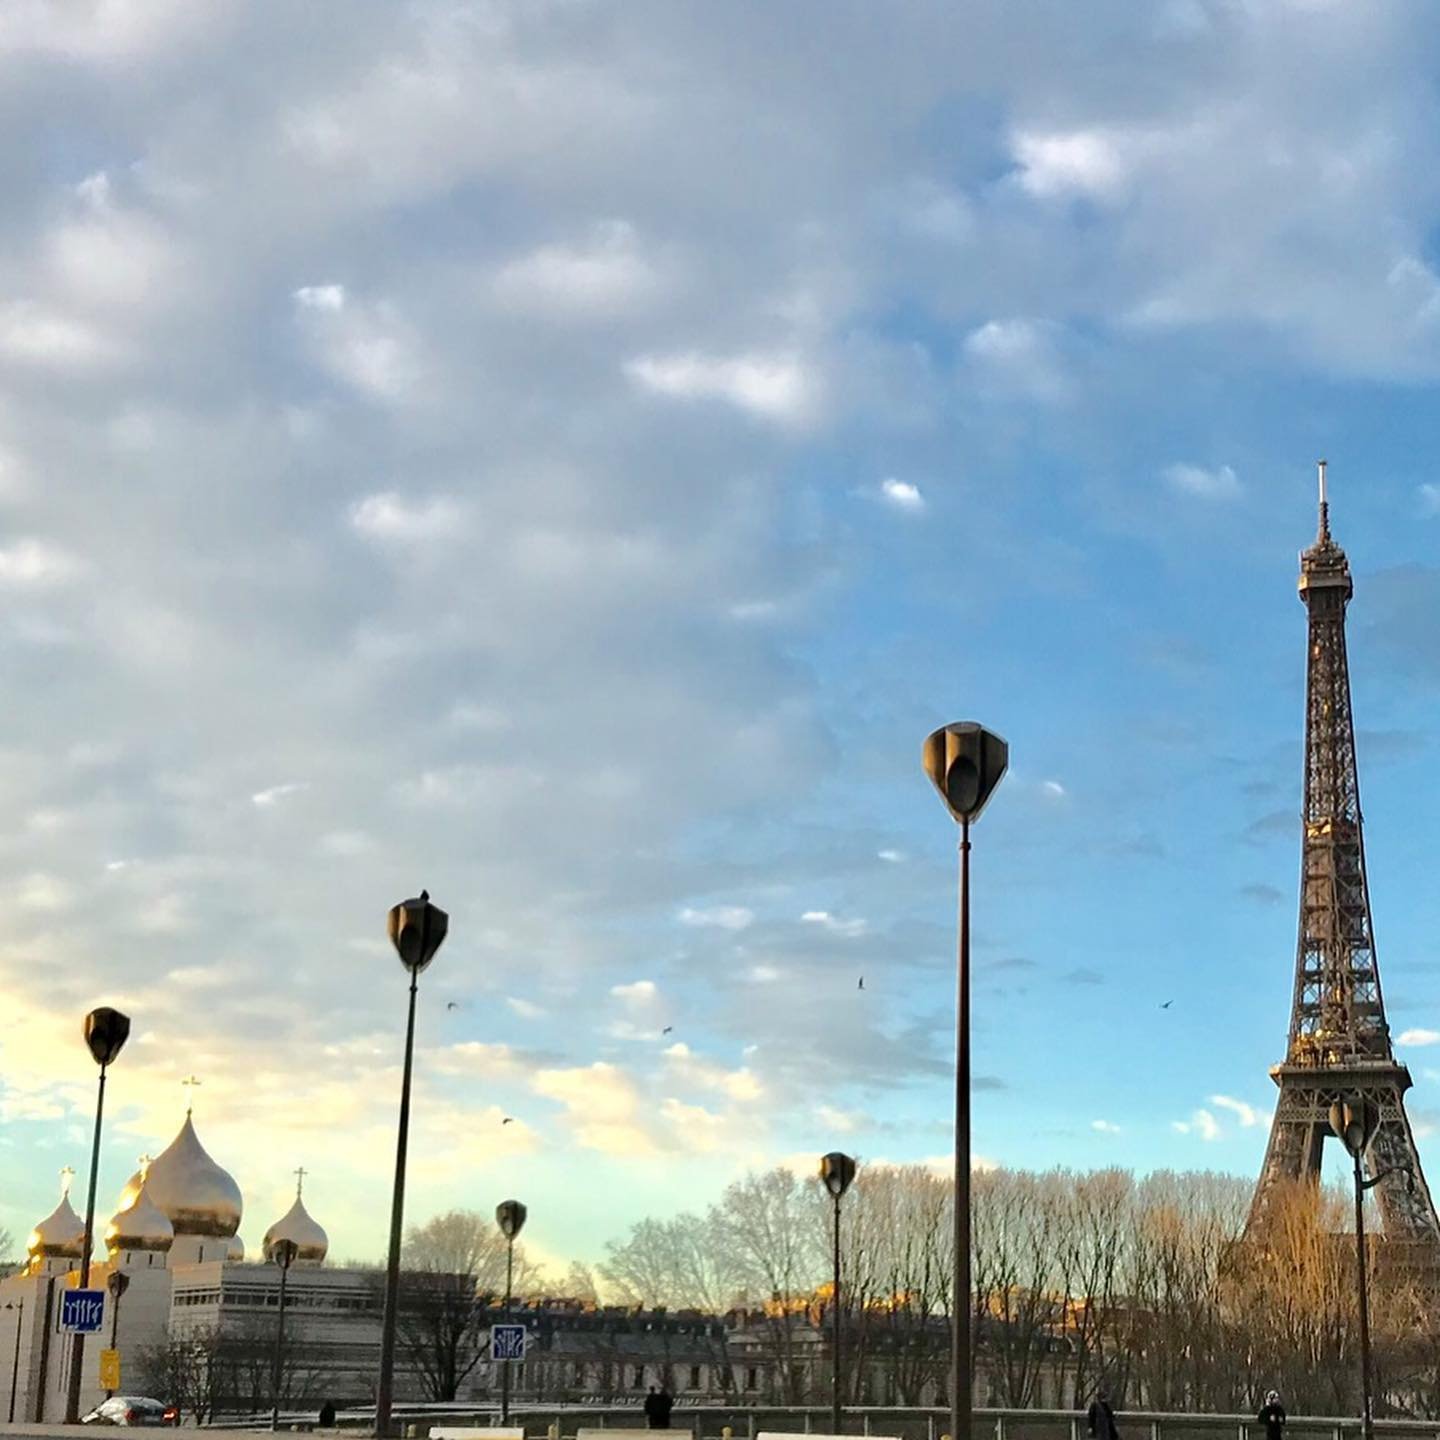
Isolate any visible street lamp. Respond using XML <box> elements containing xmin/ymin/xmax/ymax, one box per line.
<box><xmin>104</xmin><ymin>1273</ymin><xmax>129</xmax><ymax>1399</ymax></box>
<box><xmin>267</xmin><ymin>1238</ymin><xmax>300</xmax><ymax>1431</ymax></box>
<box><xmin>65</xmin><ymin>1006</ymin><xmax>131</xmax><ymax>1425</ymax></box>
<box><xmin>820</xmin><ymin>1153</ymin><xmax>857</xmax><ymax>1436</ymax></box>
<box><xmin>923</xmin><ymin>723</ymin><xmax>1007</xmax><ymax>1440</ymax></box>
<box><xmin>1329</xmin><ymin>1096</ymin><xmax>1413</xmax><ymax>1440</ymax></box>
<box><xmin>5</xmin><ymin>1299</ymin><xmax>23</xmax><ymax>1424</ymax></box>
<box><xmin>495</xmin><ymin>1200</ymin><xmax>527</xmax><ymax>1425</ymax></box>
<box><xmin>375</xmin><ymin>890</ymin><xmax>449</xmax><ymax>1439</ymax></box>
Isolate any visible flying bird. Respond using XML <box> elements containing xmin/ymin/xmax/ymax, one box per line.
<box><xmin>858</xmin><ymin>977</ymin><xmax>865</xmax><ymax>990</ymax></box>
<box><xmin>446</xmin><ymin>1001</ymin><xmax>461</xmax><ymax>1011</ymax></box>
<box><xmin>1160</xmin><ymin>1000</ymin><xmax>1172</xmax><ymax>1010</ymax></box>
<box><xmin>662</xmin><ymin>1026</ymin><xmax>673</xmax><ymax>1035</ymax></box>
<box><xmin>502</xmin><ymin>1117</ymin><xmax>514</xmax><ymax>1125</ymax></box>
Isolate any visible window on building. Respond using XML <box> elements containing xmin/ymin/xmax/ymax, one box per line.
<box><xmin>745</xmin><ymin>1366</ymin><xmax>758</xmax><ymax>1391</ymax></box>
<box><xmin>633</xmin><ymin>1366</ymin><xmax>645</xmax><ymax>1389</ymax></box>
<box><xmin>688</xmin><ymin>1365</ymin><xmax>701</xmax><ymax>1390</ymax></box>
<box><xmin>573</xmin><ymin>1363</ymin><xmax>584</xmax><ymax>1387</ymax></box>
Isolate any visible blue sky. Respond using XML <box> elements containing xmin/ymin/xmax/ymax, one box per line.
<box><xmin>3</xmin><ymin>0</ymin><xmax>1440</xmax><ymax>1275</ymax></box>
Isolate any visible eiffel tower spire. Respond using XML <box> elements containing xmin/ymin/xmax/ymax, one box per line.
<box><xmin>1247</xmin><ymin>467</ymin><xmax>1440</xmax><ymax>1245</ymax></box>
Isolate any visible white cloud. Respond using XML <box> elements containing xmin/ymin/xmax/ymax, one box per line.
<box><xmin>293</xmin><ymin>284</ymin><xmax>346</xmax><ymax>312</ymax></box>
<box><xmin>506</xmin><ymin>997</ymin><xmax>546</xmax><ymax>1020</ymax></box>
<box><xmin>748</xmin><ymin>964</ymin><xmax>781</xmax><ymax>982</ymax></box>
<box><xmin>879</xmin><ymin>477</ymin><xmax>925</xmax><ymax>511</ymax></box>
<box><xmin>1012</xmin><ymin>129</ymin><xmax>1128</xmax><ymax>200</ymax></box>
<box><xmin>1164</xmin><ymin>462</ymin><xmax>1241</xmax><ymax>500</ymax></box>
<box><xmin>0</xmin><ymin>538</ymin><xmax>81</xmax><ymax>587</ymax></box>
<box><xmin>801</xmin><ymin>909</ymin><xmax>867</xmax><ymax>937</ymax></box>
<box><xmin>1211</xmin><ymin>1094</ymin><xmax>1264</xmax><ymax>1127</ymax></box>
<box><xmin>349</xmin><ymin>491</ymin><xmax>463</xmax><ymax>543</ymax></box>
<box><xmin>817</xmin><ymin>1104</ymin><xmax>862</xmax><ymax>1133</ymax></box>
<box><xmin>625</xmin><ymin>350</ymin><xmax>815</xmax><ymax>424</ymax></box>
<box><xmin>493</xmin><ymin>221</ymin><xmax>657</xmax><ymax>316</ymax></box>
<box><xmin>251</xmin><ymin>781</ymin><xmax>309</xmax><ymax>808</ymax></box>
<box><xmin>1399</xmin><ymin>1028</ymin><xmax>1440</xmax><ymax>1047</ymax></box>
<box><xmin>962</xmin><ymin>319</ymin><xmax>1068</xmax><ymax>401</ymax></box>
<box><xmin>610</xmin><ymin>979</ymin><xmax>658</xmax><ymax>1006</ymax></box>
<box><xmin>0</xmin><ymin>304</ymin><xmax>119</xmax><ymax>368</ymax></box>
<box><xmin>1091</xmin><ymin>1119</ymin><xmax>1122</xmax><ymax>1135</ymax></box>
<box><xmin>1041</xmin><ymin>779</ymin><xmax>1066</xmax><ymax>799</ymax></box>
<box><xmin>1174</xmin><ymin>1108</ymin><xmax>1222</xmax><ymax>1141</ymax></box>
<box><xmin>877</xmin><ymin>849</ymin><xmax>905</xmax><ymax>863</ymax></box>
<box><xmin>678</xmin><ymin>904</ymin><xmax>754</xmax><ymax>931</ymax></box>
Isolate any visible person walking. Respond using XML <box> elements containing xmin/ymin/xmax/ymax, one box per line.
<box><xmin>1088</xmin><ymin>1389</ymin><xmax>1120</xmax><ymax>1440</ymax></box>
<box><xmin>644</xmin><ymin>1386</ymin><xmax>662</xmax><ymax>1429</ymax></box>
<box><xmin>1258</xmin><ymin>1391</ymin><xmax>1286</xmax><ymax>1440</ymax></box>
<box><xmin>653</xmin><ymin>1385</ymin><xmax>674</xmax><ymax>1429</ymax></box>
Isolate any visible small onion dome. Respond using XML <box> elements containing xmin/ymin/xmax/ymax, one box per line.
<box><xmin>263</xmin><ymin>1195</ymin><xmax>328</xmax><ymax>1266</ymax></box>
<box><xmin>226</xmin><ymin>1234</ymin><xmax>245</xmax><ymax>1262</ymax></box>
<box><xmin>28</xmin><ymin>1191</ymin><xmax>86</xmax><ymax>1260</ymax></box>
<box><xmin>105</xmin><ymin>1181</ymin><xmax>174</xmax><ymax>1255</ymax></box>
<box><xmin>142</xmin><ymin>1115</ymin><xmax>243</xmax><ymax>1238</ymax></box>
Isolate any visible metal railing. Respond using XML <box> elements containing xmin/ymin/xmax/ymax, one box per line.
<box><xmin>211</xmin><ymin>1405</ymin><xmax>1440</xmax><ymax>1440</ymax></box>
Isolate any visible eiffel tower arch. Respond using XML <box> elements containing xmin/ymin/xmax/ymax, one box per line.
<box><xmin>1246</xmin><ymin>466</ymin><xmax>1440</xmax><ymax>1256</ymax></box>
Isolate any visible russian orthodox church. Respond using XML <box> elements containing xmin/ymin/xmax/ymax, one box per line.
<box><xmin>0</xmin><ymin>1112</ymin><xmax>350</xmax><ymax>1423</ymax></box>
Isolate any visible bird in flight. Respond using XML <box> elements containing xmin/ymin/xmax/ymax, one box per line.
<box><xmin>502</xmin><ymin>1117</ymin><xmax>514</xmax><ymax>1126</ymax></box>
<box><xmin>446</xmin><ymin>1001</ymin><xmax>461</xmax><ymax>1011</ymax></box>
<box><xmin>1160</xmin><ymin>1000</ymin><xmax>1172</xmax><ymax>1010</ymax></box>
<box><xmin>662</xmin><ymin>1026</ymin><xmax>673</xmax><ymax>1035</ymax></box>
<box><xmin>858</xmin><ymin>977</ymin><xmax>865</xmax><ymax>990</ymax></box>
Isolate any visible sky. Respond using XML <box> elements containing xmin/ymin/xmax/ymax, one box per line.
<box><xmin>5</xmin><ymin>0</ymin><xmax>1440</xmax><ymax>1275</ymax></box>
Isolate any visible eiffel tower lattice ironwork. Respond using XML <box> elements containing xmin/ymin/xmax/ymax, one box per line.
<box><xmin>1247</xmin><ymin>465</ymin><xmax>1440</xmax><ymax>1249</ymax></box>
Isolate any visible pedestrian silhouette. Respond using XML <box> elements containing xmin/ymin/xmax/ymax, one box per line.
<box><xmin>1258</xmin><ymin>1391</ymin><xmax>1286</xmax><ymax>1440</ymax></box>
<box><xmin>1088</xmin><ymin>1390</ymin><xmax>1120</xmax><ymax>1440</ymax></box>
<box><xmin>643</xmin><ymin>1385</ymin><xmax>674</xmax><ymax>1429</ymax></box>
<box><xmin>318</xmin><ymin>1400</ymin><xmax>337</xmax><ymax>1429</ymax></box>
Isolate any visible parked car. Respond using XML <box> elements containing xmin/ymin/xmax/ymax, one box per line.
<box><xmin>81</xmin><ymin>1396</ymin><xmax>179</xmax><ymax>1426</ymax></box>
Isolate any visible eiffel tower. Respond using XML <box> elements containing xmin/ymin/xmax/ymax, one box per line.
<box><xmin>1247</xmin><ymin>464</ymin><xmax>1440</xmax><ymax>1253</ymax></box>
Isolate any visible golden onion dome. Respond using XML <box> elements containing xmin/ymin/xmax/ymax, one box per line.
<box><xmin>226</xmin><ymin>1234</ymin><xmax>245</xmax><ymax>1262</ymax></box>
<box><xmin>141</xmin><ymin>1116</ymin><xmax>243</xmax><ymax>1238</ymax></box>
<box><xmin>105</xmin><ymin>1181</ymin><xmax>174</xmax><ymax>1255</ymax></box>
<box><xmin>28</xmin><ymin>1191</ymin><xmax>86</xmax><ymax>1260</ymax></box>
<box><xmin>263</xmin><ymin>1195</ymin><xmax>328</xmax><ymax>1266</ymax></box>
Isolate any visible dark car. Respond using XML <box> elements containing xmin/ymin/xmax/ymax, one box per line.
<box><xmin>81</xmin><ymin>1396</ymin><xmax>179</xmax><ymax>1426</ymax></box>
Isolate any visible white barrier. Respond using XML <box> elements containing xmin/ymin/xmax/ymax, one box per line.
<box><xmin>577</xmin><ymin>1431</ymin><xmax>693</xmax><ymax>1440</ymax></box>
<box><xmin>429</xmin><ymin>1429</ymin><xmax>526</xmax><ymax>1440</ymax></box>
<box><xmin>759</xmin><ymin>1434</ymin><xmax>901</xmax><ymax>1440</ymax></box>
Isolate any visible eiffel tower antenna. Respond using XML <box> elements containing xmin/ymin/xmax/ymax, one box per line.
<box><xmin>1247</xmin><ymin>467</ymin><xmax>1440</xmax><ymax>1250</ymax></box>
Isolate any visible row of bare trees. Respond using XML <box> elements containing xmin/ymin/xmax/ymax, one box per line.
<box><xmin>595</xmin><ymin>1163</ymin><xmax>1440</xmax><ymax>1418</ymax></box>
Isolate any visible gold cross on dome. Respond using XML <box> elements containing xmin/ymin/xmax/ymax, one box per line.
<box><xmin>60</xmin><ymin>1165</ymin><xmax>75</xmax><ymax>1197</ymax></box>
<box><xmin>294</xmin><ymin>1166</ymin><xmax>308</xmax><ymax>1199</ymax></box>
<box><xmin>137</xmin><ymin>1153</ymin><xmax>154</xmax><ymax>1180</ymax></box>
<box><xmin>182</xmin><ymin>1075</ymin><xmax>202</xmax><ymax>1115</ymax></box>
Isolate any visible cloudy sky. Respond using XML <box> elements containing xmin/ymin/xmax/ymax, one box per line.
<box><xmin>5</xmin><ymin>0</ymin><xmax>1440</xmax><ymax>1271</ymax></box>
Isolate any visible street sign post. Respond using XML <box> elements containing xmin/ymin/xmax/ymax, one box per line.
<box><xmin>59</xmin><ymin>1291</ymin><xmax>105</xmax><ymax>1335</ymax></box>
<box><xmin>98</xmin><ymin>1350</ymin><xmax>121</xmax><ymax>1390</ymax></box>
<box><xmin>490</xmin><ymin>1324</ymin><xmax>526</xmax><ymax>1363</ymax></box>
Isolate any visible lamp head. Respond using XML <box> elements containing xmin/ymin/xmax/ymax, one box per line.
<box><xmin>84</xmin><ymin>1007</ymin><xmax>131</xmax><ymax>1068</ymax></box>
<box><xmin>820</xmin><ymin>1151</ymin><xmax>857</xmax><ymax>1199</ymax></box>
<box><xmin>267</xmin><ymin>1237</ymin><xmax>300</xmax><ymax>1270</ymax></box>
<box><xmin>496</xmin><ymin>1199</ymin><xmax>528</xmax><ymax>1240</ymax></box>
<box><xmin>107</xmin><ymin>1271</ymin><xmax>130</xmax><ymax>1299</ymax></box>
<box><xmin>1328</xmin><ymin>1096</ymin><xmax>1381</xmax><ymax>1159</ymax></box>
<box><xmin>387</xmin><ymin>890</ymin><xmax>449</xmax><ymax>974</ymax></box>
<box><xmin>923</xmin><ymin>723</ymin><xmax>1008</xmax><ymax>825</ymax></box>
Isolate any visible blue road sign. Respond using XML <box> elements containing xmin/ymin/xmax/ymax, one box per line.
<box><xmin>490</xmin><ymin>1323</ymin><xmax>526</xmax><ymax>1362</ymax></box>
<box><xmin>60</xmin><ymin>1290</ymin><xmax>105</xmax><ymax>1334</ymax></box>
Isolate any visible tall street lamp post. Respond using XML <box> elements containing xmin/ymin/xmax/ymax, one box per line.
<box><xmin>6</xmin><ymin>1299</ymin><xmax>23</xmax><ymax>1424</ymax></box>
<box><xmin>495</xmin><ymin>1200</ymin><xmax>527</xmax><ymax>1426</ymax></box>
<box><xmin>104</xmin><ymin>1273</ymin><xmax>129</xmax><ymax>1399</ymax></box>
<box><xmin>65</xmin><ymin>1007</ymin><xmax>131</xmax><ymax>1425</ymax></box>
<box><xmin>923</xmin><ymin>724</ymin><xmax>1007</xmax><ymax>1440</ymax></box>
<box><xmin>268</xmin><ymin>1238</ymin><xmax>300</xmax><ymax>1431</ymax></box>
<box><xmin>1330</xmin><ymin>1096</ymin><xmax>1414</xmax><ymax>1440</ymax></box>
<box><xmin>375</xmin><ymin>891</ymin><xmax>448</xmax><ymax>1440</ymax></box>
<box><xmin>820</xmin><ymin>1153</ymin><xmax>857</xmax><ymax>1435</ymax></box>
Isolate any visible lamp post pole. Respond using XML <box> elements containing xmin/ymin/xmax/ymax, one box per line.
<box><xmin>66</xmin><ymin>1008</ymin><xmax>131</xmax><ymax>1425</ymax></box>
<box><xmin>819</xmin><ymin>1153</ymin><xmax>857</xmax><ymax>1436</ymax></box>
<box><xmin>923</xmin><ymin>724</ymin><xmax>1007</xmax><ymax>1440</ymax></box>
<box><xmin>104</xmin><ymin>1273</ymin><xmax>128</xmax><ymax>1400</ymax></box>
<box><xmin>375</xmin><ymin>892</ymin><xmax>448</xmax><ymax>1440</ymax></box>
<box><xmin>495</xmin><ymin>1201</ymin><xmax>528</xmax><ymax>1426</ymax></box>
<box><xmin>7</xmin><ymin>1300</ymin><xmax>23</xmax><ymax>1424</ymax></box>
<box><xmin>269</xmin><ymin>1240</ymin><xmax>299</xmax><ymax>1431</ymax></box>
<box><xmin>1351</xmin><ymin>1146</ymin><xmax>1375</xmax><ymax>1440</ymax></box>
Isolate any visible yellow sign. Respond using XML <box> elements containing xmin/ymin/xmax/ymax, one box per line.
<box><xmin>98</xmin><ymin>1349</ymin><xmax>121</xmax><ymax>1390</ymax></box>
